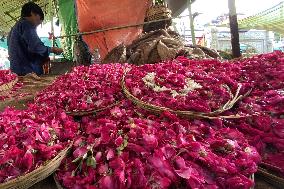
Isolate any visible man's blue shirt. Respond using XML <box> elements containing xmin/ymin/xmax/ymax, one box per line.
<box><xmin>7</xmin><ymin>18</ymin><xmax>50</xmax><ymax>75</ymax></box>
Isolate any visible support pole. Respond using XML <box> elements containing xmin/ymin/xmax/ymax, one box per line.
<box><xmin>49</xmin><ymin>0</ymin><xmax>55</xmax><ymax>61</ymax></box>
<box><xmin>228</xmin><ymin>0</ymin><xmax>241</xmax><ymax>58</ymax></box>
<box><xmin>187</xmin><ymin>0</ymin><xmax>196</xmax><ymax>45</ymax></box>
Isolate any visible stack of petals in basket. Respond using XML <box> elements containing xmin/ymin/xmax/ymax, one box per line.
<box><xmin>0</xmin><ymin>103</ymin><xmax>78</xmax><ymax>185</ymax></box>
<box><xmin>34</xmin><ymin>64</ymin><xmax>128</xmax><ymax>114</ymax></box>
<box><xmin>123</xmin><ymin>57</ymin><xmax>251</xmax><ymax>116</ymax></box>
<box><xmin>55</xmin><ymin>100</ymin><xmax>260</xmax><ymax>189</ymax></box>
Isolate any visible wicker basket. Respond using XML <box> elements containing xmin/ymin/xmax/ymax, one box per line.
<box><xmin>256</xmin><ymin>167</ymin><xmax>284</xmax><ymax>188</ymax></box>
<box><xmin>146</xmin><ymin>5</ymin><xmax>172</xmax><ymax>21</ymax></box>
<box><xmin>121</xmin><ymin>73</ymin><xmax>248</xmax><ymax>119</ymax></box>
<box><xmin>0</xmin><ymin>145</ymin><xmax>71</xmax><ymax>189</ymax></box>
<box><xmin>66</xmin><ymin>101</ymin><xmax>121</xmax><ymax>116</ymax></box>
<box><xmin>143</xmin><ymin>5</ymin><xmax>172</xmax><ymax>32</ymax></box>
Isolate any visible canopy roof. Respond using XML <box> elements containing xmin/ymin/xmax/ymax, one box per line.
<box><xmin>0</xmin><ymin>0</ymin><xmax>189</xmax><ymax>36</ymax></box>
<box><xmin>0</xmin><ymin>0</ymin><xmax>56</xmax><ymax>35</ymax></box>
<box><xmin>238</xmin><ymin>2</ymin><xmax>284</xmax><ymax>34</ymax></box>
<box><xmin>165</xmin><ymin>0</ymin><xmax>187</xmax><ymax>17</ymax></box>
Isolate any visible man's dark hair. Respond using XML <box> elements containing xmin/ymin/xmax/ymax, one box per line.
<box><xmin>21</xmin><ymin>2</ymin><xmax>44</xmax><ymax>20</ymax></box>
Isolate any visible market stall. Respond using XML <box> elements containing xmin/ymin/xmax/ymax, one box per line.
<box><xmin>1</xmin><ymin>51</ymin><xmax>284</xmax><ymax>189</ymax></box>
<box><xmin>0</xmin><ymin>0</ymin><xmax>283</xmax><ymax>189</ymax></box>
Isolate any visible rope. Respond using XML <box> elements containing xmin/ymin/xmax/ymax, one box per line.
<box><xmin>54</xmin><ymin>14</ymin><xmax>191</xmax><ymax>39</ymax></box>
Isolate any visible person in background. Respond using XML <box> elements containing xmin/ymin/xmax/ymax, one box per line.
<box><xmin>7</xmin><ymin>2</ymin><xmax>63</xmax><ymax>76</ymax></box>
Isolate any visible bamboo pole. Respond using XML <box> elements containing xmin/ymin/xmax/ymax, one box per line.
<box><xmin>49</xmin><ymin>0</ymin><xmax>55</xmax><ymax>61</ymax></box>
<box><xmin>187</xmin><ymin>0</ymin><xmax>196</xmax><ymax>45</ymax></box>
<box><xmin>228</xmin><ymin>0</ymin><xmax>241</xmax><ymax>58</ymax></box>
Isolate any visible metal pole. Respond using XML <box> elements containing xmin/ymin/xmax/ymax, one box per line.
<box><xmin>187</xmin><ymin>0</ymin><xmax>196</xmax><ymax>45</ymax></box>
<box><xmin>49</xmin><ymin>0</ymin><xmax>55</xmax><ymax>61</ymax></box>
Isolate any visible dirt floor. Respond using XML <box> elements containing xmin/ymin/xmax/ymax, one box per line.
<box><xmin>29</xmin><ymin>176</ymin><xmax>57</xmax><ymax>189</ymax></box>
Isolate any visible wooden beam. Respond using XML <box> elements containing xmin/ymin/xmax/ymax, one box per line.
<box><xmin>4</xmin><ymin>12</ymin><xmax>17</xmax><ymax>22</ymax></box>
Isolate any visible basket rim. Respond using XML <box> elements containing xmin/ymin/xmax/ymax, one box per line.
<box><xmin>257</xmin><ymin>167</ymin><xmax>284</xmax><ymax>187</ymax></box>
<box><xmin>121</xmin><ymin>69</ymin><xmax>251</xmax><ymax>119</ymax></box>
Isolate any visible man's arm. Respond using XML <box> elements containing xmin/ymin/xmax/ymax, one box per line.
<box><xmin>21</xmin><ymin>26</ymin><xmax>63</xmax><ymax>56</ymax></box>
<box><xmin>22</xmin><ymin>27</ymin><xmax>50</xmax><ymax>57</ymax></box>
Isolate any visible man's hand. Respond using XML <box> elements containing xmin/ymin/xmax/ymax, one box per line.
<box><xmin>51</xmin><ymin>47</ymin><xmax>63</xmax><ymax>55</ymax></box>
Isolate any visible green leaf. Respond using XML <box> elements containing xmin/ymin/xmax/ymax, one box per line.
<box><xmin>71</xmin><ymin>170</ymin><xmax>76</xmax><ymax>177</ymax></box>
<box><xmin>79</xmin><ymin>141</ymin><xmax>87</xmax><ymax>147</ymax></box>
<box><xmin>30</xmin><ymin>149</ymin><xmax>38</xmax><ymax>154</ymax></box>
<box><xmin>117</xmin><ymin>136</ymin><xmax>128</xmax><ymax>155</ymax></box>
<box><xmin>78</xmin><ymin>161</ymin><xmax>83</xmax><ymax>173</ymax></box>
<box><xmin>86</xmin><ymin>156</ymin><xmax>96</xmax><ymax>168</ymax></box>
<box><xmin>72</xmin><ymin>156</ymin><xmax>82</xmax><ymax>163</ymax></box>
<box><xmin>118</xmin><ymin>130</ymin><xmax>124</xmax><ymax>136</ymax></box>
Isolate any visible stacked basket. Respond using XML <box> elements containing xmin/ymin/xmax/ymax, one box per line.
<box><xmin>145</xmin><ymin>4</ymin><xmax>172</xmax><ymax>22</ymax></box>
<box><xmin>143</xmin><ymin>3</ymin><xmax>172</xmax><ymax>32</ymax></box>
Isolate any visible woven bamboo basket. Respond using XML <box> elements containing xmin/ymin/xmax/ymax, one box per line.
<box><xmin>143</xmin><ymin>5</ymin><xmax>172</xmax><ymax>32</ymax></box>
<box><xmin>146</xmin><ymin>5</ymin><xmax>172</xmax><ymax>21</ymax></box>
<box><xmin>0</xmin><ymin>145</ymin><xmax>71</xmax><ymax>189</ymax></box>
<box><xmin>0</xmin><ymin>78</ymin><xmax>18</xmax><ymax>93</ymax></box>
<box><xmin>121</xmin><ymin>72</ymin><xmax>250</xmax><ymax>119</ymax></box>
<box><xmin>257</xmin><ymin>167</ymin><xmax>284</xmax><ymax>188</ymax></box>
<box><xmin>66</xmin><ymin>101</ymin><xmax>121</xmax><ymax>116</ymax></box>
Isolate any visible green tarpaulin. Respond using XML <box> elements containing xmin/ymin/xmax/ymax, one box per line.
<box><xmin>58</xmin><ymin>0</ymin><xmax>78</xmax><ymax>60</ymax></box>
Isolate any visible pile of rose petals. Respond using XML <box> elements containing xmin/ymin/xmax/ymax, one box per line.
<box><xmin>55</xmin><ymin>100</ymin><xmax>260</xmax><ymax>189</ymax></box>
<box><xmin>124</xmin><ymin>58</ymin><xmax>248</xmax><ymax>113</ymax></box>
<box><xmin>2</xmin><ymin>51</ymin><xmax>284</xmax><ymax>188</ymax></box>
<box><xmin>0</xmin><ymin>104</ymin><xmax>79</xmax><ymax>183</ymax></box>
<box><xmin>35</xmin><ymin>64</ymin><xmax>127</xmax><ymax>112</ymax></box>
<box><xmin>225</xmin><ymin>51</ymin><xmax>284</xmax><ymax>177</ymax></box>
